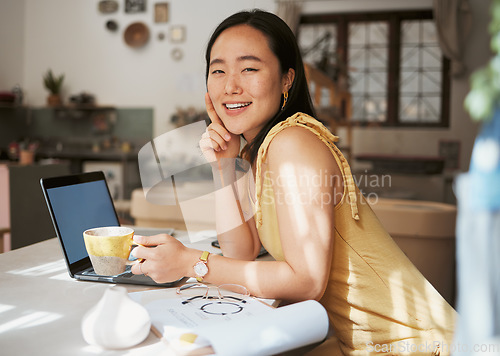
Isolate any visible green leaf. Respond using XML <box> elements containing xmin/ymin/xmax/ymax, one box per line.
<box><xmin>464</xmin><ymin>88</ymin><xmax>494</xmax><ymax>121</ymax></box>
<box><xmin>43</xmin><ymin>69</ymin><xmax>64</xmax><ymax>95</ymax></box>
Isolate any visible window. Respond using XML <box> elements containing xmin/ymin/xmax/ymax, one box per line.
<box><xmin>298</xmin><ymin>10</ymin><xmax>450</xmax><ymax>127</ymax></box>
<box><xmin>348</xmin><ymin>21</ymin><xmax>389</xmax><ymax>122</ymax></box>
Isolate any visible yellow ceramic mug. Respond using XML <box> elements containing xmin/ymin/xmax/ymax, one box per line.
<box><xmin>83</xmin><ymin>226</ymin><xmax>141</xmax><ymax>276</ymax></box>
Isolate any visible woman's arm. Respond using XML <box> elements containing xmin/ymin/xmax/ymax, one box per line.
<box><xmin>132</xmin><ymin>126</ymin><xmax>342</xmax><ymax>302</ymax></box>
<box><xmin>264</xmin><ymin>126</ymin><xmax>342</xmax><ymax>300</ymax></box>
<box><xmin>131</xmin><ymin>234</ymin><xmax>324</xmax><ymax>302</ymax></box>
<box><xmin>200</xmin><ymin>93</ymin><xmax>261</xmax><ymax>260</ymax></box>
<box><xmin>213</xmin><ymin>181</ymin><xmax>262</xmax><ymax>261</ymax></box>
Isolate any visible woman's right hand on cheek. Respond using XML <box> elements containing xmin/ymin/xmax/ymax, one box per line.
<box><xmin>200</xmin><ymin>92</ymin><xmax>240</xmax><ymax>164</ymax></box>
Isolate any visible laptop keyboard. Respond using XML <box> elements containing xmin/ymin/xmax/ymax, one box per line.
<box><xmin>80</xmin><ymin>264</ymin><xmax>133</xmax><ymax>277</ymax></box>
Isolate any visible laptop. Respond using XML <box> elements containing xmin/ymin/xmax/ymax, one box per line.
<box><xmin>40</xmin><ymin>171</ymin><xmax>185</xmax><ymax>287</ymax></box>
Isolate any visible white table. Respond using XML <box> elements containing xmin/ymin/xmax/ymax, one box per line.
<box><xmin>0</xmin><ymin>230</ymin><xmax>273</xmax><ymax>355</ymax></box>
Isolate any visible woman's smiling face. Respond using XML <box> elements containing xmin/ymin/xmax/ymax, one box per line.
<box><xmin>207</xmin><ymin>24</ymin><xmax>293</xmax><ymax>143</ymax></box>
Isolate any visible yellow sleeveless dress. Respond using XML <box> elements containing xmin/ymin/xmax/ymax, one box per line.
<box><xmin>253</xmin><ymin>113</ymin><xmax>456</xmax><ymax>355</ymax></box>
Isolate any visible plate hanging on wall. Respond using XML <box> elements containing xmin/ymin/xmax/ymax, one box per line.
<box><xmin>124</xmin><ymin>22</ymin><xmax>150</xmax><ymax>48</ymax></box>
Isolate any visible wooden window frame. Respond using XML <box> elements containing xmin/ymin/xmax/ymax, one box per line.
<box><xmin>299</xmin><ymin>10</ymin><xmax>451</xmax><ymax>128</ymax></box>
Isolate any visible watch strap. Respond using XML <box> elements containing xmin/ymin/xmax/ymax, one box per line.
<box><xmin>200</xmin><ymin>250</ymin><xmax>209</xmax><ymax>262</ymax></box>
<box><xmin>195</xmin><ymin>251</ymin><xmax>210</xmax><ymax>282</ymax></box>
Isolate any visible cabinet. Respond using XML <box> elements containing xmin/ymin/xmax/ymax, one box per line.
<box><xmin>51</xmin><ymin>105</ymin><xmax>116</xmax><ymax>120</ymax></box>
<box><xmin>0</xmin><ymin>165</ymin><xmax>9</xmax><ymax>252</ymax></box>
<box><xmin>0</xmin><ymin>162</ymin><xmax>70</xmax><ymax>251</ymax></box>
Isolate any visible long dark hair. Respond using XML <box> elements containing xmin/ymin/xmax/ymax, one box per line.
<box><xmin>205</xmin><ymin>9</ymin><xmax>316</xmax><ymax>165</ymax></box>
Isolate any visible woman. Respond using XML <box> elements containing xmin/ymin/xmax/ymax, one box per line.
<box><xmin>132</xmin><ymin>9</ymin><xmax>456</xmax><ymax>355</ymax></box>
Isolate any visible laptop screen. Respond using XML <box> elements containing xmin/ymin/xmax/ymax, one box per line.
<box><xmin>43</xmin><ymin>173</ymin><xmax>119</xmax><ymax>265</ymax></box>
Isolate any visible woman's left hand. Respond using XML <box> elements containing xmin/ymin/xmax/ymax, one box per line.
<box><xmin>131</xmin><ymin>234</ymin><xmax>189</xmax><ymax>283</ymax></box>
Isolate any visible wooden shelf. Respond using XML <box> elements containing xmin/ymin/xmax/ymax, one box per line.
<box><xmin>0</xmin><ymin>103</ymin><xmax>27</xmax><ymax>109</ymax></box>
<box><xmin>51</xmin><ymin>105</ymin><xmax>115</xmax><ymax>110</ymax></box>
<box><xmin>304</xmin><ymin>63</ymin><xmax>351</xmax><ymax>123</ymax></box>
<box><xmin>304</xmin><ymin>62</ymin><xmax>353</xmax><ymax>161</ymax></box>
<box><xmin>39</xmin><ymin>105</ymin><xmax>117</xmax><ymax>120</ymax></box>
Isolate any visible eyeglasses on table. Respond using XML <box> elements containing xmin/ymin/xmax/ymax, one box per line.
<box><xmin>176</xmin><ymin>283</ymin><xmax>250</xmax><ymax>315</ymax></box>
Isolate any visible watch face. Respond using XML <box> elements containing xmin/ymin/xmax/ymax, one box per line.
<box><xmin>194</xmin><ymin>261</ymin><xmax>208</xmax><ymax>277</ymax></box>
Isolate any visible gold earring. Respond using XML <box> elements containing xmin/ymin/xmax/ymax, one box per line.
<box><xmin>281</xmin><ymin>91</ymin><xmax>288</xmax><ymax>110</ymax></box>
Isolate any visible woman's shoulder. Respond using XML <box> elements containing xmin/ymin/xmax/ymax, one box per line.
<box><xmin>269</xmin><ymin>123</ymin><xmax>319</xmax><ymax>150</ymax></box>
<box><xmin>266</xmin><ymin>116</ymin><xmax>336</xmax><ymax>167</ymax></box>
<box><xmin>267</xmin><ymin>113</ymin><xmax>332</xmax><ymax>150</ymax></box>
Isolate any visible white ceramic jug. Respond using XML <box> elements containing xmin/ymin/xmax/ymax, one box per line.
<box><xmin>81</xmin><ymin>286</ymin><xmax>151</xmax><ymax>349</ymax></box>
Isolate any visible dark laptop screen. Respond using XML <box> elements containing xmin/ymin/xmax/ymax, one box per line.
<box><xmin>45</xmin><ymin>179</ymin><xmax>119</xmax><ymax>264</ymax></box>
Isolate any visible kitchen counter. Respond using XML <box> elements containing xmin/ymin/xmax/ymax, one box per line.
<box><xmin>37</xmin><ymin>148</ymin><xmax>139</xmax><ymax>162</ymax></box>
<box><xmin>34</xmin><ymin>146</ymin><xmax>143</xmax><ymax>201</ymax></box>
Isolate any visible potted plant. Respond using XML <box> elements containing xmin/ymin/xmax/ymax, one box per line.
<box><xmin>43</xmin><ymin>69</ymin><xmax>64</xmax><ymax>107</ymax></box>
